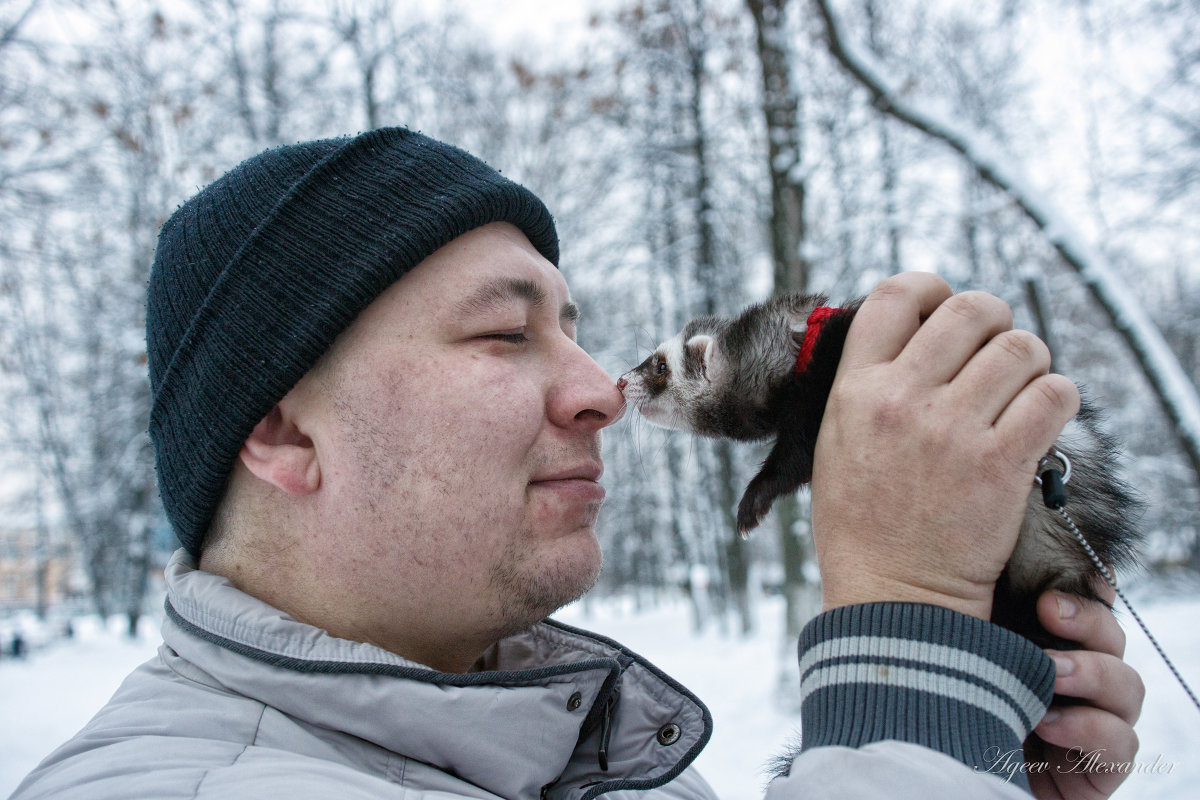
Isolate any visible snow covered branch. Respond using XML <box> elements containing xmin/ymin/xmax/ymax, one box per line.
<box><xmin>814</xmin><ymin>0</ymin><xmax>1200</xmax><ymax>482</ymax></box>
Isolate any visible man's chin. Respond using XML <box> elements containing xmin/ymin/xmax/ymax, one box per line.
<box><xmin>489</xmin><ymin>535</ymin><xmax>603</xmax><ymax>633</ymax></box>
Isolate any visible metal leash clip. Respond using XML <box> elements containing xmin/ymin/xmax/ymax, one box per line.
<box><xmin>1034</xmin><ymin>447</ymin><xmax>1072</xmax><ymax>485</ymax></box>
<box><xmin>1035</xmin><ymin>448</ymin><xmax>1072</xmax><ymax>510</ymax></box>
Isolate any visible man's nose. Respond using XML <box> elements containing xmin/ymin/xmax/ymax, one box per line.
<box><xmin>551</xmin><ymin>344</ymin><xmax>625</xmax><ymax>430</ymax></box>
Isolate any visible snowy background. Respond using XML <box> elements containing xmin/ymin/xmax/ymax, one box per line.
<box><xmin>4</xmin><ymin>0</ymin><xmax>1200</xmax><ymax>797</ymax></box>
<box><xmin>4</xmin><ymin>591</ymin><xmax>1199</xmax><ymax>799</ymax></box>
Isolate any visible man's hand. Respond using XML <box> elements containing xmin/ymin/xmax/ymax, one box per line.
<box><xmin>1025</xmin><ymin>585</ymin><xmax>1144</xmax><ymax>800</ymax></box>
<box><xmin>811</xmin><ymin>272</ymin><xmax>1080</xmax><ymax>619</ymax></box>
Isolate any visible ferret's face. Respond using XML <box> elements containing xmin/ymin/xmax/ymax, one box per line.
<box><xmin>617</xmin><ymin>332</ymin><xmax>713</xmax><ymax>433</ymax></box>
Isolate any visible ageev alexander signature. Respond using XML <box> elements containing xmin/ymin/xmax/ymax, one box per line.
<box><xmin>977</xmin><ymin>746</ymin><xmax>1176</xmax><ymax>783</ymax></box>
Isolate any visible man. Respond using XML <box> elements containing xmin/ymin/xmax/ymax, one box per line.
<box><xmin>13</xmin><ymin>128</ymin><xmax>1141</xmax><ymax>799</ymax></box>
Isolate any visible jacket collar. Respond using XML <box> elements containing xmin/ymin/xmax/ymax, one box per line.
<box><xmin>162</xmin><ymin>550</ymin><xmax>711</xmax><ymax>800</ymax></box>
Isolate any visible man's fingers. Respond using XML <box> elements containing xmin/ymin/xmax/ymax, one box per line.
<box><xmin>992</xmin><ymin>373</ymin><xmax>1080</xmax><ymax>467</ymax></box>
<box><xmin>1045</xmin><ymin>649</ymin><xmax>1145</xmax><ymax>725</ymax></box>
<box><xmin>949</xmin><ymin>329</ymin><xmax>1053</xmax><ymax>422</ymax></box>
<box><xmin>895</xmin><ymin>291</ymin><xmax>1015</xmax><ymax>386</ymax></box>
<box><xmin>1037</xmin><ymin>590</ymin><xmax>1126</xmax><ymax>658</ymax></box>
<box><xmin>1034</xmin><ymin>705</ymin><xmax>1139</xmax><ymax>799</ymax></box>
<box><xmin>1035</xmin><ymin>704</ymin><xmax>1139</xmax><ymax>765</ymax></box>
<box><xmin>841</xmin><ymin>272</ymin><xmax>952</xmax><ymax>367</ymax></box>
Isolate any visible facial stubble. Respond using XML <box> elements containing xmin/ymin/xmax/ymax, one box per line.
<box><xmin>486</xmin><ymin>513</ymin><xmax>605</xmax><ymax>639</ymax></box>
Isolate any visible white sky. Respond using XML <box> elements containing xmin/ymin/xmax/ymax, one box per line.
<box><xmin>443</xmin><ymin>0</ymin><xmax>596</xmax><ymax>48</ymax></box>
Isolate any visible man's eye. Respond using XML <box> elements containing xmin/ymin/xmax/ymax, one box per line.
<box><xmin>484</xmin><ymin>331</ymin><xmax>528</xmax><ymax>344</ymax></box>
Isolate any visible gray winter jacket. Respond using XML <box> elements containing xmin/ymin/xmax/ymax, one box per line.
<box><xmin>13</xmin><ymin>551</ymin><xmax>1051</xmax><ymax>799</ymax></box>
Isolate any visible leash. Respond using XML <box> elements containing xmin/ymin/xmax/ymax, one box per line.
<box><xmin>1037</xmin><ymin>449</ymin><xmax>1200</xmax><ymax>713</ymax></box>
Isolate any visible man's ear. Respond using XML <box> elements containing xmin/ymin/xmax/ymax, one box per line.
<box><xmin>685</xmin><ymin>334</ymin><xmax>720</xmax><ymax>383</ymax></box>
<box><xmin>239</xmin><ymin>401</ymin><xmax>320</xmax><ymax>496</ymax></box>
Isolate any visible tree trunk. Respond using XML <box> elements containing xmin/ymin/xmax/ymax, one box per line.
<box><xmin>746</xmin><ymin>0</ymin><xmax>808</xmax><ymax>294</ymax></box>
<box><xmin>688</xmin><ymin>0</ymin><xmax>753</xmax><ymax>635</ymax></box>
<box><xmin>864</xmin><ymin>0</ymin><xmax>902</xmax><ymax>275</ymax></box>
<box><xmin>747</xmin><ymin>0</ymin><xmax>813</xmax><ymax>639</ymax></box>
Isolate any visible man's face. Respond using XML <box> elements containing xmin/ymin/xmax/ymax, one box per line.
<box><xmin>302</xmin><ymin>222</ymin><xmax>622</xmax><ymax>664</ymax></box>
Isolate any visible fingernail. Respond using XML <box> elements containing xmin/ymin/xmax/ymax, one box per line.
<box><xmin>1056</xmin><ymin>594</ymin><xmax>1078</xmax><ymax>619</ymax></box>
<box><xmin>1051</xmin><ymin>653</ymin><xmax>1074</xmax><ymax>677</ymax></box>
<box><xmin>1040</xmin><ymin>710</ymin><xmax>1061</xmax><ymax>726</ymax></box>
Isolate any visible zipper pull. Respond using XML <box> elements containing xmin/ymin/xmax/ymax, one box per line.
<box><xmin>597</xmin><ymin>692</ymin><xmax>616</xmax><ymax>771</ymax></box>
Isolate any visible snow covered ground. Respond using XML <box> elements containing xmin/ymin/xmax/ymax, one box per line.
<box><xmin>1</xmin><ymin>614</ymin><xmax>163</xmax><ymax>797</ymax></box>
<box><xmin>2</xmin><ymin>594</ymin><xmax>1198</xmax><ymax>799</ymax></box>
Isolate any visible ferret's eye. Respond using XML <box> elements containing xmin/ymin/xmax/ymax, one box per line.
<box><xmin>655</xmin><ymin>359</ymin><xmax>668</xmax><ymax>376</ymax></box>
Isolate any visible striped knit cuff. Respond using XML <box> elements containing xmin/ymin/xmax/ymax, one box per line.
<box><xmin>798</xmin><ymin>603</ymin><xmax>1054</xmax><ymax>792</ymax></box>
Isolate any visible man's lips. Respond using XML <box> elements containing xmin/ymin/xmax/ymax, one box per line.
<box><xmin>529</xmin><ymin>464</ymin><xmax>606</xmax><ymax>501</ymax></box>
<box><xmin>531</xmin><ymin>463</ymin><xmax>604</xmax><ymax>483</ymax></box>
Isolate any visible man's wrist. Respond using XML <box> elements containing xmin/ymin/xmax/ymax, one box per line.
<box><xmin>821</xmin><ymin>573</ymin><xmax>993</xmax><ymax>620</ymax></box>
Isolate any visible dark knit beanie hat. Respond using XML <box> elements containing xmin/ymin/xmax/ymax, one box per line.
<box><xmin>147</xmin><ymin>127</ymin><xmax>558</xmax><ymax>557</ymax></box>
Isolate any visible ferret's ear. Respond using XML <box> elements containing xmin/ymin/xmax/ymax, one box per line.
<box><xmin>685</xmin><ymin>334</ymin><xmax>721</xmax><ymax>383</ymax></box>
<box><xmin>785</xmin><ymin>293</ymin><xmax>826</xmax><ymax>348</ymax></box>
<box><xmin>786</xmin><ymin>309</ymin><xmax>810</xmax><ymax>347</ymax></box>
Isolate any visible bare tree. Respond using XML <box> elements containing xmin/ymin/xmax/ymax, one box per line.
<box><xmin>745</xmin><ymin>0</ymin><xmax>819</xmax><ymax>641</ymax></box>
<box><xmin>1</xmin><ymin>1</ymin><xmax>227</xmax><ymax>631</ymax></box>
<box><xmin>814</xmin><ymin>0</ymin><xmax>1200</xmax><ymax>488</ymax></box>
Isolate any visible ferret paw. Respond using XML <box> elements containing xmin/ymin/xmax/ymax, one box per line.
<box><xmin>736</xmin><ymin>489</ymin><xmax>773</xmax><ymax>538</ymax></box>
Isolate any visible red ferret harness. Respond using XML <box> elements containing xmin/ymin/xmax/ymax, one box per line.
<box><xmin>794</xmin><ymin>306</ymin><xmax>840</xmax><ymax>374</ymax></box>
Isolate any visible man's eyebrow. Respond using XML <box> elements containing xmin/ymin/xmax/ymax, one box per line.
<box><xmin>455</xmin><ymin>277</ymin><xmax>580</xmax><ymax>324</ymax></box>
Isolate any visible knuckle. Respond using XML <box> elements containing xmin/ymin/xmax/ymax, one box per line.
<box><xmin>995</xmin><ymin>329</ymin><xmax>1048</xmax><ymax>367</ymax></box>
<box><xmin>981</xmin><ymin>424</ymin><xmax>1042</xmax><ymax>482</ymax></box>
<box><xmin>1110</xmin><ymin>729</ymin><xmax>1136</xmax><ymax>756</ymax></box>
<box><xmin>1080</xmin><ymin>650</ymin><xmax>1144</xmax><ymax>723</ymax></box>
<box><xmin>1091</xmin><ymin>651</ymin><xmax>1115</xmax><ymax>686</ymax></box>
<box><xmin>870</xmin><ymin>272</ymin><xmax>951</xmax><ymax>301</ymax></box>
<box><xmin>945</xmin><ymin>290</ymin><xmax>1012</xmax><ymax>326</ymax></box>
<box><xmin>1076</xmin><ymin>708</ymin><xmax>1111</xmax><ymax>743</ymax></box>
<box><xmin>863</xmin><ymin>384</ymin><xmax>921</xmax><ymax>436</ymax></box>
<box><xmin>867</xmin><ymin>394</ymin><xmax>905</xmax><ymax>433</ymax></box>
<box><xmin>981</xmin><ymin>438</ymin><xmax>1027</xmax><ymax>482</ymax></box>
<box><xmin>868</xmin><ymin>276</ymin><xmax>913</xmax><ymax>303</ymax></box>
<box><xmin>1131</xmin><ymin>668</ymin><xmax>1146</xmax><ymax>713</ymax></box>
<box><xmin>1111</xmin><ymin>621</ymin><xmax>1127</xmax><ymax>658</ymax></box>
<box><xmin>1034</xmin><ymin>375</ymin><xmax>1082</xmax><ymax>417</ymax></box>
<box><xmin>1079</xmin><ymin>710</ymin><xmax>1139</xmax><ymax>761</ymax></box>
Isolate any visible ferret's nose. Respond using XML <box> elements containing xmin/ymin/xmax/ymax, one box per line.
<box><xmin>616</xmin><ymin>377</ymin><xmax>627</xmax><ymax>392</ymax></box>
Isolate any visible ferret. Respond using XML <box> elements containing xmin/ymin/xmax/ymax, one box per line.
<box><xmin>617</xmin><ymin>292</ymin><xmax>1142</xmax><ymax>645</ymax></box>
